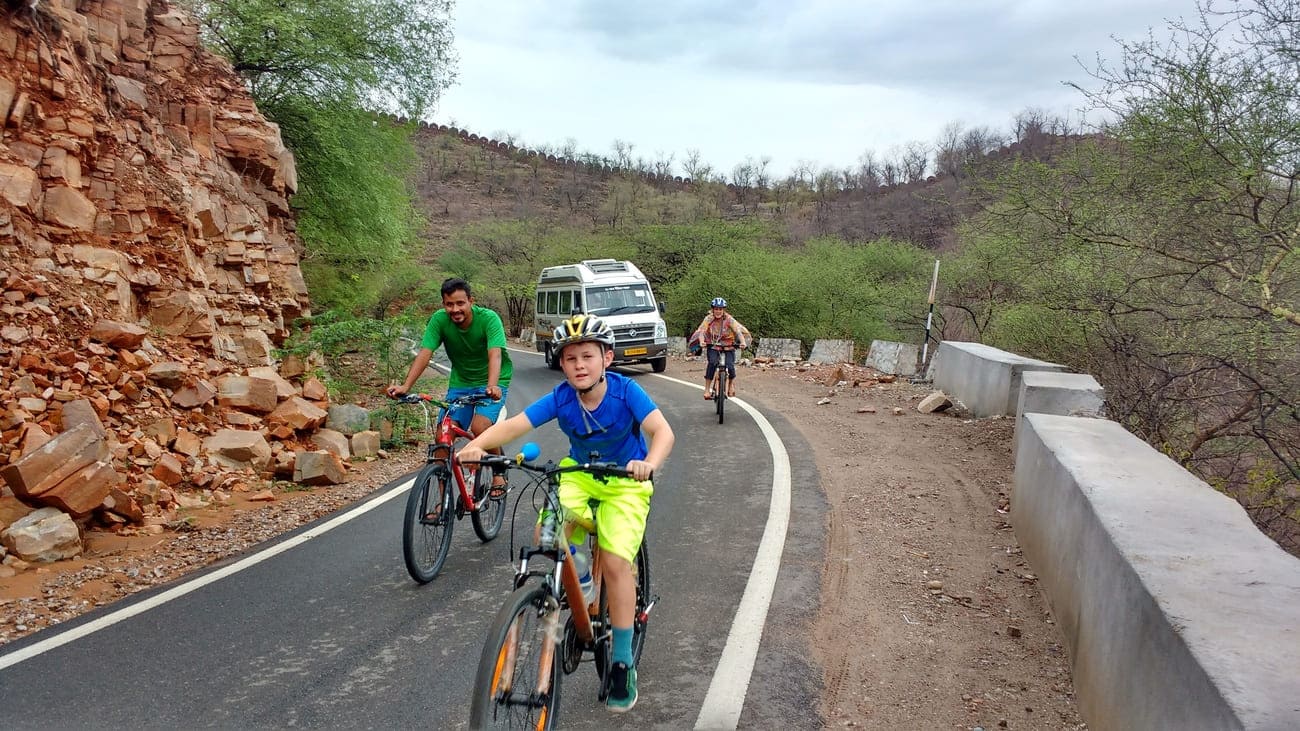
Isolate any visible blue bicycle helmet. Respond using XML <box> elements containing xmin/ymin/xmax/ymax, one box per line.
<box><xmin>710</xmin><ymin>297</ymin><xmax>728</xmax><ymax>308</ymax></box>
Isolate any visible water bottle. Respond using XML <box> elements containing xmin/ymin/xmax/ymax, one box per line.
<box><xmin>570</xmin><ymin>544</ymin><xmax>595</xmax><ymax>607</ymax></box>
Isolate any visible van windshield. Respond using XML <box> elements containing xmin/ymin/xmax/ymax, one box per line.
<box><xmin>585</xmin><ymin>285</ymin><xmax>656</xmax><ymax>316</ymax></box>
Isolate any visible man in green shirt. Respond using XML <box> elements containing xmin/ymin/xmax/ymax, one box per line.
<box><xmin>387</xmin><ymin>278</ymin><xmax>513</xmax><ymax>494</ymax></box>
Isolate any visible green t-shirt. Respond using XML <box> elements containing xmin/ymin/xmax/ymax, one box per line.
<box><xmin>420</xmin><ymin>305</ymin><xmax>514</xmax><ymax>388</ymax></box>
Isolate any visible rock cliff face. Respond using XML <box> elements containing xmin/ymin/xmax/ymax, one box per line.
<box><xmin>0</xmin><ymin>0</ymin><xmax>347</xmax><ymax>564</ymax></box>
<box><xmin>1</xmin><ymin>0</ymin><xmax>308</xmax><ymax>356</ymax></box>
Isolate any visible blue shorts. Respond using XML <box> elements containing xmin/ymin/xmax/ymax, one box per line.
<box><xmin>444</xmin><ymin>385</ymin><xmax>508</xmax><ymax>431</ymax></box>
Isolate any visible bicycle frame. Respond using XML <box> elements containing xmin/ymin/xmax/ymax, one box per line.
<box><xmin>515</xmin><ymin>481</ymin><xmax>597</xmax><ymax>642</ymax></box>
<box><xmin>408</xmin><ymin>393</ymin><xmax>494</xmax><ymax>514</ymax></box>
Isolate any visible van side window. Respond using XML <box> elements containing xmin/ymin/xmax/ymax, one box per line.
<box><xmin>559</xmin><ymin>290</ymin><xmax>572</xmax><ymax>316</ymax></box>
<box><xmin>545</xmin><ymin>291</ymin><xmax>559</xmax><ymax>315</ymax></box>
<box><xmin>573</xmin><ymin>291</ymin><xmax>582</xmax><ymax>311</ymax></box>
<box><xmin>536</xmin><ymin>291</ymin><xmax>545</xmax><ymax>314</ymax></box>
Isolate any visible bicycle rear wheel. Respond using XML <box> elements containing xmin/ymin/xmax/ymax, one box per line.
<box><xmin>594</xmin><ymin>539</ymin><xmax>653</xmax><ymax>690</ymax></box>
<box><xmin>469</xmin><ymin>458</ymin><xmax>506</xmax><ymax>541</ymax></box>
<box><xmin>402</xmin><ymin>465</ymin><xmax>454</xmax><ymax>584</ymax></box>
<box><xmin>470</xmin><ymin>585</ymin><xmax>563</xmax><ymax>731</ymax></box>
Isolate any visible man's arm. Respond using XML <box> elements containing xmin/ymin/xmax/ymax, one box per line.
<box><xmin>485</xmin><ymin>348</ymin><xmax>503</xmax><ymax>400</ymax></box>
<box><xmin>386</xmin><ymin>347</ymin><xmax>434</xmax><ymax>397</ymax></box>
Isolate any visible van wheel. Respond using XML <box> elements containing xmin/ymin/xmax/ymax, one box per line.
<box><xmin>651</xmin><ymin>356</ymin><xmax>667</xmax><ymax>373</ymax></box>
<box><xmin>544</xmin><ymin>343</ymin><xmax>561</xmax><ymax>371</ymax></box>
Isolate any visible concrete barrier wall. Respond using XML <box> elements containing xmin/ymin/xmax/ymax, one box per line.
<box><xmin>864</xmin><ymin>339</ymin><xmax>918</xmax><ymax>376</ymax></box>
<box><xmin>932</xmin><ymin>341</ymin><xmax>1069</xmax><ymax>417</ymax></box>
<box><xmin>1012</xmin><ymin>371</ymin><xmax>1105</xmax><ymax>452</ymax></box>
<box><xmin>1014</xmin><ymin>414</ymin><xmax>1300</xmax><ymax>730</ymax></box>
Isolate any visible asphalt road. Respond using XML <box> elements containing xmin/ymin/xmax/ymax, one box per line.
<box><xmin>0</xmin><ymin>349</ymin><xmax>823</xmax><ymax>729</ymax></box>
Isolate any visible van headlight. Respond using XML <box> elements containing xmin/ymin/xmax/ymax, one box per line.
<box><xmin>654</xmin><ymin>321</ymin><xmax>667</xmax><ymax>342</ymax></box>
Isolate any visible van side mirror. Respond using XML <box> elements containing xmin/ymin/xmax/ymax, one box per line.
<box><xmin>658</xmin><ymin>302</ymin><xmax>666</xmax><ymax>314</ymax></box>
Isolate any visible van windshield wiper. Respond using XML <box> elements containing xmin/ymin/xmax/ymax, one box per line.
<box><xmin>602</xmin><ymin>305</ymin><xmax>652</xmax><ymax>315</ymax></box>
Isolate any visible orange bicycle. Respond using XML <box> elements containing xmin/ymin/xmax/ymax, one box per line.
<box><xmin>467</xmin><ymin>444</ymin><xmax>655</xmax><ymax>729</ymax></box>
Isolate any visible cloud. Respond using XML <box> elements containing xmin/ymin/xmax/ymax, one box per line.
<box><xmin>560</xmin><ymin>0</ymin><xmax>1187</xmax><ymax>95</ymax></box>
<box><xmin>437</xmin><ymin>0</ymin><xmax>1192</xmax><ymax>175</ymax></box>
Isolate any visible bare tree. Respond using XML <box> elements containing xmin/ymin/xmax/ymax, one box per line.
<box><xmin>901</xmin><ymin>140</ymin><xmax>930</xmax><ymax>183</ymax></box>
<box><xmin>682</xmin><ymin>148</ymin><xmax>705</xmax><ymax>180</ymax></box>
<box><xmin>935</xmin><ymin>121</ymin><xmax>965</xmax><ymax>178</ymax></box>
<box><xmin>856</xmin><ymin>150</ymin><xmax>882</xmax><ymax>189</ymax></box>
<box><xmin>612</xmin><ymin>139</ymin><xmax>634</xmax><ymax>169</ymax></box>
<box><xmin>753</xmin><ymin>156</ymin><xmax>772</xmax><ymax>191</ymax></box>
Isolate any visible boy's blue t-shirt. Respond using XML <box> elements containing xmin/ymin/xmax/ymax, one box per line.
<box><xmin>524</xmin><ymin>372</ymin><xmax>658</xmax><ymax>465</ymax></box>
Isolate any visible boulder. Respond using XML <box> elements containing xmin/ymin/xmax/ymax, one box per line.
<box><xmin>0</xmin><ymin>507</ymin><xmax>82</xmax><ymax>562</ymax></box>
<box><xmin>311</xmin><ymin>429</ymin><xmax>350</xmax><ymax>459</ymax></box>
<box><xmin>268</xmin><ymin>397</ymin><xmax>327</xmax><ymax>431</ymax></box>
<box><xmin>325</xmin><ymin>404</ymin><xmax>369</xmax><ymax>436</ymax></box>
<box><xmin>216</xmin><ymin>375</ymin><xmax>278</xmax><ymax>414</ymax></box>
<box><xmin>202</xmin><ymin>429</ymin><xmax>272</xmax><ymax>471</ymax></box>
<box><xmin>89</xmin><ymin>319</ymin><xmax>147</xmax><ymax>349</ymax></box>
<box><xmin>293</xmin><ymin>451</ymin><xmax>346</xmax><ymax>486</ymax></box>
<box><xmin>351</xmin><ymin>431</ymin><xmax>381</xmax><ymax>459</ymax></box>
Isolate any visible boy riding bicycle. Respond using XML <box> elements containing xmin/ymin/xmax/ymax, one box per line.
<box><xmin>693</xmin><ymin>297</ymin><xmax>750</xmax><ymax>399</ymax></box>
<box><xmin>459</xmin><ymin>314</ymin><xmax>675</xmax><ymax>713</ymax></box>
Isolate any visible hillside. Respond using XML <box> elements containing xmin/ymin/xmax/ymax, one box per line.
<box><xmin>408</xmin><ymin>122</ymin><xmax>982</xmax><ymax>256</ymax></box>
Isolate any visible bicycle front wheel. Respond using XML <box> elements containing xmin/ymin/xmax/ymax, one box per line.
<box><xmin>402</xmin><ymin>466</ymin><xmax>454</xmax><ymax>584</ymax></box>
<box><xmin>716</xmin><ymin>372</ymin><xmax>727</xmax><ymax>424</ymax></box>
<box><xmin>470</xmin><ymin>585</ymin><xmax>563</xmax><ymax>731</ymax></box>
<box><xmin>469</xmin><ymin>459</ymin><xmax>506</xmax><ymax>541</ymax></box>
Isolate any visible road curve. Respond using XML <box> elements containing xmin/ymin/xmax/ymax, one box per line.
<box><xmin>0</xmin><ymin>349</ymin><xmax>819</xmax><ymax>729</ymax></box>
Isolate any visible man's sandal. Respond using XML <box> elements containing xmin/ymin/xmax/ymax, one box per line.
<box><xmin>488</xmin><ymin>478</ymin><xmax>508</xmax><ymax>501</ymax></box>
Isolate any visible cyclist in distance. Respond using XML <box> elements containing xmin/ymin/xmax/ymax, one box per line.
<box><xmin>693</xmin><ymin>297</ymin><xmax>750</xmax><ymax>399</ymax></box>
<box><xmin>459</xmin><ymin>314</ymin><xmax>675</xmax><ymax>713</ymax></box>
<box><xmin>386</xmin><ymin>277</ymin><xmax>512</xmax><ymax>497</ymax></box>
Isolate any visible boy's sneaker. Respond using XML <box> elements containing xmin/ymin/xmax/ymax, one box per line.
<box><xmin>606</xmin><ymin>662</ymin><xmax>638</xmax><ymax>713</ymax></box>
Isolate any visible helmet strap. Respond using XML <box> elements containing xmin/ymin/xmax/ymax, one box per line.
<box><xmin>578</xmin><ymin>372</ymin><xmax>606</xmax><ymax>396</ymax></box>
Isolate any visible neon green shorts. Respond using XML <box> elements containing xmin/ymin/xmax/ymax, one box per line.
<box><xmin>538</xmin><ymin>457</ymin><xmax>653</xmax><ymax>564</ymax></box>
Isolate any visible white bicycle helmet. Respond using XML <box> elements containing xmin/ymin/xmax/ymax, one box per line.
<box><xmin>710</xmin><ymin>297</ymin><xmax>728</xmax><ymax>308</ymax></box>
<box><xmin>552</xmin><ymin>314</ymin><xmax>615</xmax><ymax>355</ymax></box>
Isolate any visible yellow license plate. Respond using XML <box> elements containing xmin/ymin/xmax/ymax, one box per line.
<box><xmin>624</xmin><ymin>347</ymin><xmax>647</xmax><ymax>356</ymax></box>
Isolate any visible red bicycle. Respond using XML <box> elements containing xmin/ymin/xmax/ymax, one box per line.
<box><xmin>397</xmin><ymin>393</ymin><xmax>507</xmax><ymax>584</ymax></box>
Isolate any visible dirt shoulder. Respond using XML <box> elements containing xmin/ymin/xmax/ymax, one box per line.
<box><xmin>721</xmin><ymin>358</ymin><xmax>1082</xmax><ymax>730</ymax></box>
<box><xmin>1</xmin><ymin>356</ymin><xmax>1081</xmax><ymax>730</ymax></box>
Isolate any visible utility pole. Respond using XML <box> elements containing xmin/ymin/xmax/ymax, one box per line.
<box><xmin>920</xmin><ymin>259</ymin><xmax>940</xmax><ymax>370</ymax></box>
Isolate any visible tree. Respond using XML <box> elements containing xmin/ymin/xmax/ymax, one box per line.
<box><xmin>186</xmin><ymin>0</ymin><xmax>455</xmax><ymax>117</ymax></box>
<box><xmin>186</xmin><ymin>0</ymin><xmax>456</xmax><ymax>314</ymax></box>
<box><xmin>954</xmin><ymin>0</ymin><xmax>1300</xmax><ymax>549</ymax></box>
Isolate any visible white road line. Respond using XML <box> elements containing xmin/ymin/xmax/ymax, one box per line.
<box><xmin>0</xmin><ymin>477</ymin><xmax>415</xmax><ymax>671</ymax></box>
<box><xmin>651</xmin><ymin>373</ymin><xmax>793</xmax><ymax>730</ymax></box>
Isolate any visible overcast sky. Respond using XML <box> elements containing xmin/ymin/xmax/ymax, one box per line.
<box><xmin>431</xmin><ymin>0</ymin><xmax>1195</xmax><ymax>177</ymax></box>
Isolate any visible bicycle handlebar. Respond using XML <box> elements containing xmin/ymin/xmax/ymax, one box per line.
<box><xmin>394</xmin><ymin>392</ymin><xmax>498</xmax><ymax>409</ymax></box>
<box><xmin>468</xmin><ymin>450</ymin><xmax>646</xmax><ymax>482</ymax></box>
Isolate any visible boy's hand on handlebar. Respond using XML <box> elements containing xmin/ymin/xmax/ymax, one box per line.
<box><xmin>485</xmin><ymin>385</ymin><xmax>502</xmax><ymax>400</ymax></box>
<box><xmin>385</xmin><ymin>384</ymin><xmax>409</xmax><ymax>398</ymax></box>
<box><xmin>625</xmin><ymin>459</ymin><xmax>655</xmax><ymax>482</ymax></box>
